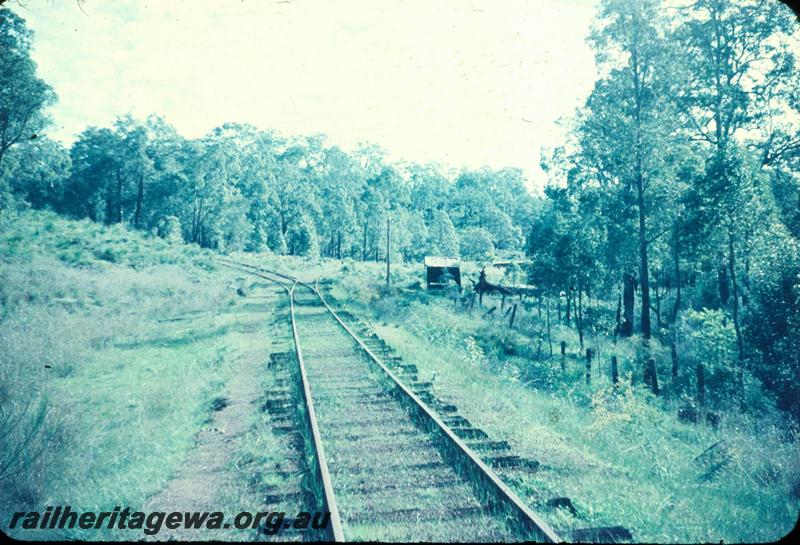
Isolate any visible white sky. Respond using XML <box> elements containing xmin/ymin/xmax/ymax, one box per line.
<box><xmin>11</xmin><ymin>0</ymin><xmax>600</xmax><ymax>189</ymax></box>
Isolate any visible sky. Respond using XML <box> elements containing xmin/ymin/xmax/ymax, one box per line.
<box><xmin>11</xmin><ymin>0</ymin><xmax>600</xmax><ymax>189</ymax></box>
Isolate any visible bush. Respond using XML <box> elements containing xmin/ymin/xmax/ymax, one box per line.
<box><xmin>678</xmin><ymin>309</ymin><xmax>740</xmax><ymax>406</ymax></box>
<box><xmin>157</xmin><ymin>215</ymin><xmax>184</xmax><ymax>244</ymax></box>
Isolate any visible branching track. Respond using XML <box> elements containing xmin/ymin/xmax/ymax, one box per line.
<box><xmin>220</xmin><ymin>258</ymin><xmax>562</xmax><ymax>543</ymax></box>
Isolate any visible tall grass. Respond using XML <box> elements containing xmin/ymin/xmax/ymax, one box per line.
<box><xmin>0</xmin><ymin>211</ymin><xmax>248</xmax><ymax>538</ymax></box>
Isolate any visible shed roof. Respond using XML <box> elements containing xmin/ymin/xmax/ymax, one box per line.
<box><xmin>424</xmin><ymin>256</ymin><xmax>460</xmax><ymax>268</ymax></box>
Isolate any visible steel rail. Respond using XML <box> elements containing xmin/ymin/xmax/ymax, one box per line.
<box><xmin>218</xmin><ymin>259</ymin><xmax>345</xmax><ymax>542</ymax></box>
<box><xmin>311</xmin><ymin>283</ymin><xmax>562</xmax><ymax>543</ymax></box>
<box><xmin>223</xmin><ymin>258</ymin><xmax>562</xmax><ymax>543</ymax></box>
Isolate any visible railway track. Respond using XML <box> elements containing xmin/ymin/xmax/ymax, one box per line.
<box><xmin>220</xmin><ymin>258</ymin><xmax>562</xmax><ymax>542</ymax></box>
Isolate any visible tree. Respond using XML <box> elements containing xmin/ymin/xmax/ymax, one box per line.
<box><xmin>675</xmin><ymin>0</ymin><xmax>798</xmax><ymax>405</ymax></box>
<box><xmin>459</xmin><ymin>227</ymin><xmax>495</xmax><ymax>262</ymax></box>
<box><xmin>0</xmin><ymin>9</ymin><xmax>55</xmax><ymax>174</ymax></box>
<box><xmin>578</xmin><ymin>0</ymin><xmax>680</xmax><ymax>340</ymax></box>
<box><xmin>449</xmin><ymin>168</ymin><xmax>527</xmax><ymax>253</ymax></box>
<box><xmin>63</xmin><ymin>127</ymin><xmax>118</xmax><ymax>221</ymax></box>
<box><xmin>429</xmin><ymin>209</ymin><xmax>459</xmax><ymax>258</ymax></box>
<box><xmin>114</xmin><ymin>116</ymin><xmax>154</xmax><ymax>228</ymax></box>
<box><xmin>286</xmin><ymin>212</ymin><xmax>319</xmax><ymax>257</ymax></box>
<box><xmin>404</xmin><ymin>210</ymin><xmax>429</xmax><ymax>261</ymax></box>
<box><xmin>408</xmin><ymin>163</ymin><xmax>451</xmax><ymax>223</ymax></box>
<box><xmin>2</xmin><ymin>136</ymin><xmax>70</xmax><ymax>209</ymax></box>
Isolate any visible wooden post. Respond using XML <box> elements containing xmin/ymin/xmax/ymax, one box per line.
<box><xmin>501</xmin><ymin>293</ymin><xmax>506</xmax><ymax>311</ymax></box>
<box><xmin>648</xmin><ymin>358</ymin><xmax>659</xmax><ymax>395</ymax></box>
<box><xmin>585</xmin><ymin>348</ymin><xmax>593</xmax><ymax>385</ymax></box>
<box><xmin>611</xmin><ymin>355</ymin><xmax>619</xmax><ymax>385</ymax></box>
<box><xmin>696</xmin><ymin>363</ymin><xmax>705</xmax><ymax>407</ymax></box>
<box><xmin>509</xmin><ymin>304</ymin><xmax>517</xmax><ymax>328</ymax></box>
<box><xmin>560</xmin><ymin>341</ymin><xmax>566</xmax><ymax>372</ymax></box>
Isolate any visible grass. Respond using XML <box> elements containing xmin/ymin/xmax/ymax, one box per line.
<box><xmin>0</xmin><ymin>209</ymin><xmax>293</xmax><ymax>540</ymax></box>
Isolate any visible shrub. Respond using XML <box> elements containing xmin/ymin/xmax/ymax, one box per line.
<box><xmin>678</xmin><ymin>309</ymin><xmax>739</xmax><ymax>406</ymax></box>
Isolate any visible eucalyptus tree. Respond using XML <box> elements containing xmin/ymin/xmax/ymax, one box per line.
<box><xmin>408</xmin><ymin>163</ymin><xmax>451</xmax><ymax>224</ymax></box>
<box><xmin>449</xmin><ymin>168</ymin><xmax>525</xmax><ymax>253</ymax></box>
<box><xmin>64</xmin><ymin>126</ymin><xmax>119</xmax><ymax>222</ymax></box>
<box><xmin>313</xmin><ymin>145</ymin><xmax>365</xmax><ymax>259</ymax></box>
<box><xmin>113</xmin><ymin>116</ymin><xmax>154</xmax><ymax>229</ymax></box>
<box><xmin>235</xmin><ymin>128</ymin><xmax>282</xmax><ymax>251</ymax></box>
<box><xmin>403</xmin><ymin>209</ymin><xmax>430</xmax><ymax>261</ymax></box>
<box><xmin>675</xmin><ymin>0</ymin><xmax>799</xmax><ymax>396</ymax></box>
<box><xmin>0</xmin><ymin>9</ymin><xmax>55</xmax><ymax>174</ymax></box>
<box><xmin>528</xmin><ymin>185</ymin><xmax>601</xmax><ymax>335</ymax></box>
<box><xmin>577</xmin><ymin>0</ymin><xmax>682</xmax><ymax>340</ymax></box>
<box><xmin>268</xmin><ymin>135</ymin><xmax>326</xmax><ymax>255</ymax></box>
<box><xmin>1</xmin><ymin>136</ymin><xmax>70</xmax><ymax>210</ymax></box>
<box><xmin>429</xmin><ymin>208</ymin><xmax>459</xmax><ymax>258</ymax></box>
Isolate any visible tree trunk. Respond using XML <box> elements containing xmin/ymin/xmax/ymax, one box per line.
<box><xmin>565</xmin><ymin>285</ymin><xmax>572</xmax><ymax>326</ymax></box>
<box><xmin>577</xmin><ymin>285</ymin><xmax>584</xmax><ymax>352</ymax></box>
<box><xmin>546</xmin><ymin>296</ymin><xmax>553</xmax><ymax>357</ymax></box>
<box><xmin>654</xmin><ymin>275</ymin><xmax>662</xmax><ymax>330</ymax></box>
<box><xmin>611</xmin><ymin>355</ymin><xmax>619</xmax><ymax>385</ymax></box>
<box><xmin>672</xmin><ymin>225</ymin><xmax>682</xmax><ymax>322</ymax></box>
<box><xmin>622</xmin><ymin>273</ymin><xmax>635</xmax><ymax>337</ymax></box>
<box><xmin>558</xmin><ymin>296</ymin><xmax>562</xmax><ymax>324</ymax></box>
<box><xmin>637</xmin><ymin>177</ymin><xmax>651</xmax><ymax>340</ymax></box>
<box><xmin>728</xmin><ymin>230</ymin><xmax>745</xmax><ymax>408</ymax></box>
<box><xmin>116</xmin><ymin>168</ymin><xmax>124</xmax><ymax>224</ymax></box>
<box><xmin>718</xmin><ymin>263</ymin><xmax>730</xmax><ymax>306</ymax></box>
<box><xmin>133</xmin><ymin>174</ymin><xmax>144</xmax><ymax>229</ymax></box>
<box><xmin>671</xmin><ymin>341</ymin><xmax>679</xmax><ymax>380</ymax></box>
<box><xmin>362</xmin><ymin>220</ymin><xmax>367</xmax><ymax>261</ymax></box>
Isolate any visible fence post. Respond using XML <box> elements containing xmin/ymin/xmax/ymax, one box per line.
<box><xmin>560</xmin><ymin>341</ymin><xmax>566</xmax><ymax>372</ymax></box>
<box><xmin>611</xmin><ymin>355</ymin><xmax>619</xmax><ymax>385</ymax></box>
<box><xmin>648</xmin><ymin>358</ymin><xmax>659</xmax><ymax>395</ymax></box>
<box><xmin>509</xmin><ymin>304</ymin><xmax>517</xmax><ymax>328</ymax></box>
<box><xmin>585</xmin><ymin>348</ymin><xmax>593</xmax><ymax>385</ymax></box>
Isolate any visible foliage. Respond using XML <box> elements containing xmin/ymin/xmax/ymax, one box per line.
<box><xmin>458</xmin><ymin>226</ymin><xmax>495</xmax><ymax>262</ymax></box>
<box><xmin>532</xmin><ymin>0</ymin><xmax>800</xmax><ymax>418</ymax></box>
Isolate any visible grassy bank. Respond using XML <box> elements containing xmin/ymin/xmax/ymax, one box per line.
<box><xmin>0</xmin><ymin>210</ymin><xmax>275</xmax><ymax>539</ymax></box>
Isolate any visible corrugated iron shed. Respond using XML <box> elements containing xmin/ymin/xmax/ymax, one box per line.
<box><xmin>424</xmin><ymin>256</ymin><xmax>461</xmax><ymax>288</ymax></box>
<box><xmin>424</xmin><ymin>256</ymin><xmax>460</xmax><ymax>268</ymax></box>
